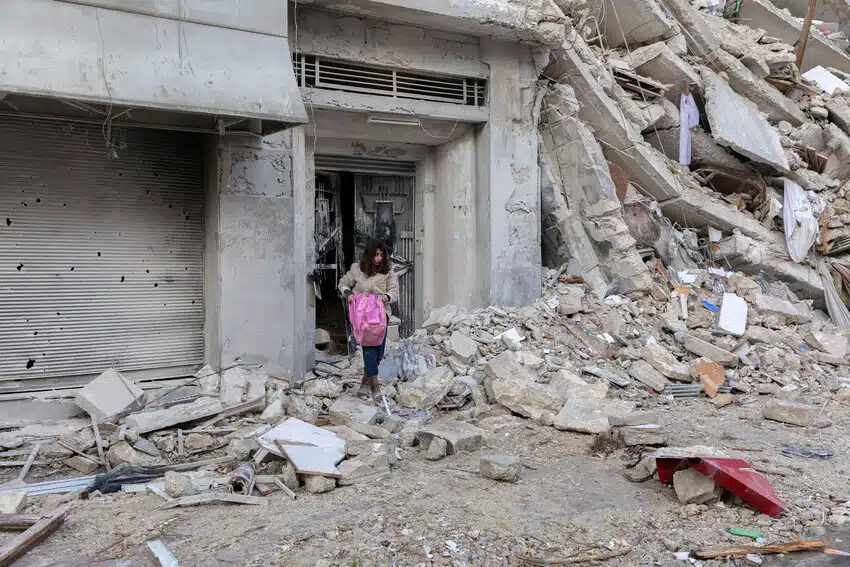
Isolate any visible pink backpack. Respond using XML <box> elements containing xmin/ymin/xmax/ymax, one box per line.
<box><xmin>348</xmin><ymin>294</ymin><xmax>387</xmax><ymax>347</ymax></box>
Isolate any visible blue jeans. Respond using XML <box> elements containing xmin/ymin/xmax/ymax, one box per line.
<box><xmin>362</xmin><ymin>317</ymin><xmax>388</xmax><ymax>377</ymax></box>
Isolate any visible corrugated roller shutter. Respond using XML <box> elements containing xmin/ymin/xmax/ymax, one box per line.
<box><xmin>0</xmin><ymin>116</ymin><xmax>205</xmax><ymax>393</ymax></box>
<box><xmin>315</xmin><ymin>155</ymin><xmax>416</xmax><ymax>177</ymax></box>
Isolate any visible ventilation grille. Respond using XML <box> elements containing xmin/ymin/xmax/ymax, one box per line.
<box><xmin>294</xmin><ymin>54</ymin><xmax>487</xmax><ymax>107</ymax></box>
<box><xmin>314</xmin><ymin>155</ymin><xmax>416</xmax><ymax>177</ymax></box>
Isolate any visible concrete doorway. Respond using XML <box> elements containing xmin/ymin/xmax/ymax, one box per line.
<box><xmin>313</xmin><ymin>158</ymin><xmax>416</xmax><ymax>355</ymax></box>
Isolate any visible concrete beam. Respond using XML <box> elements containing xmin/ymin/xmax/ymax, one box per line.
<box><xmin>736</xmin><ymin>0</ymin><xmax>850</xmax><ymax>73</ymax></box>
<box><xmin>547</xmin><ymin>31</ymin><xmax>684</xmax><ymax>202</ymax></box>
<box><xmin>0</xmin><ymin>0</ymin><xmax>307</xmax><ymax>125</ymax></box>
<box><xmin>309</xmin><ymin>108</ymin><xmax>473</xmax><ymax>146</ymax></box>
<box><xmin>299</xmin><ymin>0</ymin><xmax>568</xmax><ymax>46</ymax></box>
<box><xmin>314</xmin><ymin>138</ymin><xmax>432</xmax><ymax>162</ymax></box>
<box><xmin>301</xmin><ymin>88</ymin><xmax>489</xmax><ymax>124</ymax></box>
<box><xmin>645</xmin><ymin>127</ymin><xmax>749</xmax><ymax>171</ymax></box>
<box><xmin>624</xmin><ymin>42</ymin><xmax>702</xmax><ymax>103</ymax></box>
<box><xmin>291</xmin><ymin>7</ymin><xmax>488</xmax><ymax>78</ymax></box>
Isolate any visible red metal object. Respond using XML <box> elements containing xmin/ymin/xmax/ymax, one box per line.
<box><xmin>656</xmin><ymin>457</ymin><xmax>785</xmax><ymax>517</ymax></box>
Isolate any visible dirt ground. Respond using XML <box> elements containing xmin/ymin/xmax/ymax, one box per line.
<box><xmin>3</xmin><ymin>396</ymin><xmax>849</xmax><ymax>567</ymax></box>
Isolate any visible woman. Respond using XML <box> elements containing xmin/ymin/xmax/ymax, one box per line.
<box><xmin>338</xmin><ymin>240</ymin><xmax>398</xmax><ymax>402</ymax></box>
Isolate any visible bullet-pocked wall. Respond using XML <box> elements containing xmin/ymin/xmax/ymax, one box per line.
<box><xmin>204</xmin><ymin>128</ymin><xmax>314</xmax><ymax>381</ymax></box>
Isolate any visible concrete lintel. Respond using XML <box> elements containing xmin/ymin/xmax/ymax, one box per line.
<box><xmin>314</xmin><ymin>138</ymin><xmax>432</xmax><ymax>162</ymax></box>
<box><xmin>659</xmin><ymin>184</ymin><xmax>771</xmax><ymax>240</ymax></box>
<box><xmin>298</xmin><ymin>0</ymin><xmax>568</xmax><ymax>46</ymax></box>
<box><xmin>301</xmin><ymin>88</ymin><xmax>489</xmax><ymax>123</ymax></box>
<box><xmin>645</xmin><ymin>127</ymin><xmax>749</xmax><ymax>171</ymax></box>
<box><xmin>627</xmin><ymin>42</ymin><xmax>702</xmax><ymax>103</ymax></box>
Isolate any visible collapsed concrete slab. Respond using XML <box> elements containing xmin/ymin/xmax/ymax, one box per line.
<box><xmin>547</xmin><ymin>30</ymin><xmax>684</xmax><ymax>203</ymax></box>
<box><xmin>715</xmin><ymin>51</ymin><xmax>807</xmax><ymax>126</ymax></box>
<box><xmin>736</xmin><ymin>0</ymin><xmax>850</xmax><ymax>73</ymax></box>
<box><xmin>657</xmin><ymin>0</ymin><xmax>722</xmax><ymax>60</ymax></box>
<box><xmin>645</xmin><ymin>127</ymin><xmax>749</xmax><ymax>171</ymax></box>
<box><xmin>586</xmin><ymin>0</ymin><xmax>679</xmax><ymax>47</ymax></box>
<box><xmin>624</xmin><ymin>42</ymin><xmax>702</xmax><ymax>103</ymax></box>
<box><xmin>702</xmin><ymin>69</ymin><xmax>790</xmax><ymax>172</ymax></box>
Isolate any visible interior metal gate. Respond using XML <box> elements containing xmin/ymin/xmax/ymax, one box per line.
<box><xmin>0</xmin><ymin>116</ymin><xmax>205</xmax><ymax>392</ymax></box>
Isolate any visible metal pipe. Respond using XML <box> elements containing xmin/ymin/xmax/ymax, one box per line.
<box><xmin>228</xmin><ymin>462</ymin><xmax>256</xmax><ymax>496</ymax></box>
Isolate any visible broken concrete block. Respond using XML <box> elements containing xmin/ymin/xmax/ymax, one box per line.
<box><xmin>485</xmin><ymin>351</ymin><xmax>564</xmax><ymax>420</ymax></box>
<box><xmin>622</xmin><ymin>426</ymin><xmax>668</xmax><ymax>447</ymax></box>
<box><xmin>804</xmin><ymin>330</ymin><xmax>848</xmax><ymax>358</ymax></box>
<box><xmin>628</xmin><ymin>360</ymin><xmax>670</xmax><ymax>392</ymax></box>
<box><xmin>285</xmin><ymin>395</ymin><xmax>320</xmax><ymax>424</ymax></box>
<box><xmin>338</xmin><ymin>458</ymin><xmax>375</xmax><ymax>483</ymax></box>
<box><xmin>106</xmin><ymin>441</ymin><xmax>152</xmax><ymax>466</ymax></box>
<box><xmin>260</xmin><ymin>394</ymin><xmax>284</xmax><ymax>424</ymax></box>
<box><xmin>326</xmin><ymin>397</ymin><xmax>377</xmax><ymax>427</ymax></box>
<box><xmin>64</xmin><ymin>455</ymin><xmax>100</xmax><ymax>475</ymax></box>
<box><xmin>683</xmin><ymin>334</ymin><xmax>738</xmax><ymax>367</ymax></box>
<box><xmin>397</xmin><ymin>367</ymin><xmax>454</xmax><ymax>410</ymax></box>
<box><xmin>755</xmin><ymin>293</ymin><xmax>807</xmax><ymax>325</ymax></box>
<box><xmin>303</xmin><ymin>474</ymin><xmax>336</xmax><ymax>494</ymax></box>
<box><xmin>718</xmin><ymin>293</ymin><xmax>748</xmax><ymax>336</ymax></box>
<box><xmin>226</xmin><ymin>438</ymin><xmax>258</xmax><ymax>460</ymax></box>
<box><xmin>75</xmin><ymin>368</ymin><xmax>146</xmax><ymax>423</ymax></box>
<box><xmin>416</xmin><ymin>421</ymin><xmax>485</xmax><ymax>455</ymax></box>
<box><xmin>673</xmin><ymin>468</ymin><xmax>722</xmax><ymax>504</ymax></box>
<box><xmin>195</xmin><ymin>364</ymin><xmax>220</xmax><ymax>396</ymax></box>
<box><xmin>422</xmin><ymin>304</ymin><xmax>459</xmax><ymax>330</ymax></box>
<box><xmin>553</xmin><ymin>384</ymin><xmax>634</xmax><ymax>434</ymax></box>
<box><xmin>627</xmin><ymin>42</ymin><xmax>701</xmax><ymax>103</ymax></box>
<box><xmin>315</xmin><ymin>328</ymin><xmax>331</xmax><ymax>347</ymax></box>
<box><xmin>425</xmin><ymin>437</ymin><xmax>448</xmax><ymax>461</ymax></box>
<box><xmin>164</xmin><ymin>471</ymin><xmax>198</xmax><ymax>498</ymax></box>
<box><xmin>449</xmin><ymin>331</ymin><xmax>479</xmax><ymax>364</ymax></box>
<box><xmin>641</xmin><ymin>342</ymin><xmax>690</xmax><ymax>382</ymax></box>
<box><xmin>220</xmin><ymin>367</ymin><xmax>267</xmax><ymax>406</ymax></box>
<box><xmin>703</xmin><ymin>69</ymin><xmax>790</xmax><ymax>173</ymax></box>
<box><xmin>348</xmin><ymin>421</ymin><xmax>392</xmax><ymax>441</ymax></box>
<box><xmin>608</xmin><ymin>411</ymin><xmax>659</xmax><ymax>427</ymax></box>
<box><xmin>325</xmin><ymin>425</ymin><xmax>369</xmax><ymax>444</ymax></box>
<box><xmin>303</xmin><ymin>378</ymin><xmax>343</xmax><ymax>398</ymax></box>
<box><xmin>124</xmin><ymin>397</ymin><xmax>224</xmax><ymax>434</ymax></box>
<box><xmin>480</xmin><ymin>455</ymin><xmax>521</xmax><ymax>483</ymax></box>
<box><xmin>548</xmin><ymin>369</ymin><xmax>589</xmax><ymax>399</ymax></box>
<box><xmin>0</xmin><ymin>491</ymin><xmax>27</xmax><ymax>514</ymax></box>
<box><xmin>763</xmin><ymin>399</ymin><xmax>831</xmax><ymax>428</ymax></box>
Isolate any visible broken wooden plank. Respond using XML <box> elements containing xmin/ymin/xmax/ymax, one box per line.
<box><xmin>273</xmin><ymin>477</ymin><xmax>297</xmax><ymax>500</ymax></box>
<box><xmin>159</xmin><ymin>493</ymin><xmax>268</xmax><ymax>510</ymax></box>
<box><xmin>147</xmin><ymin>539</ymin><xmax>179</xmax><ymax>567</ymax></box>
<box><xmin>0</xmin><ymin>515</ymin><xmax>41</xmax><ymax>531</ymax></box>
<box><xmin>694</xmin><ymin>540</ymin><xmax>825</xmax><ymax>559</ymax></box>
<box><xmin>56</xmin><ymin>440</ymin><xmax>101</xmax><ymax>466</ymax></box>
<box><xmin>17</xmin><ymin>443</ymin><xmax>40</xmax><ymax>483</ymax></box>
<box><xmin>177</xmin><ymin>429</ymin><xmax>184</xmax><ymax>457</ymax></box>
<box><xmin>0</xmin><ymin>503</ymin><xmax>71</xmax><ymax>567</ymax></box>
<box><xmin>0</xmin><ymin>461</ymin><xmax>50</xmax><ymax>468</ymax></box>
<box><xmin>90</xmin><ymin>417</ymin><xmax>110</xmax><ymax>472</ymax></box>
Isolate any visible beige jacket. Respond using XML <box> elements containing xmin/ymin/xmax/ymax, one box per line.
<box><xmin>338</xmin><ymin>263</ymin><xmax>398</xmax><ymax>317</ymax></box>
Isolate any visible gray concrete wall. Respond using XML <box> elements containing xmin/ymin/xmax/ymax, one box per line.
<box><xmin>736</xmin><ymin>0</ymin><xmax>850</xmax><ymax>73</ymax></box>
<box><xmin>298</xmin><ymin>0</ymin><xmax>567</xmax><ymax>45</ymax></box>
<box><xmin>0</xmin><ymin>0</ymin><xmax>306</xmax><ymax>123</ymax></box>
<box><xmin>415</xmin><ymin>151</ymin><xmax>438</xmax><ymax>326</ymax></box>
<box><xmin>478</xmin><ymin>39</ymin><xmax>542</xmax><ymax>308</ymax></box>
<box><xmin>205</xmin><ymin>129</ymin><xmax>312</xmax><ymax>379</ymax></box>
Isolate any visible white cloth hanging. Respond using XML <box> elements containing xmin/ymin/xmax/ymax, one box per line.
<box><xmin>679</xmin><ymin>93</ymin><xmax>700</xmax><ymax>166</ymax></box>
<box><xmin>783</xmin><ymin>179</ymin><xmax>819</xmax><ymax>262</ymax></box>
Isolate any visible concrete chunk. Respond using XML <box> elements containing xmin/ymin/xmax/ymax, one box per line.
<box><xmin>449</xmin><ymin>331</ymin><xmax>479</xmax><ymax>364</ymax></box>
<box><xmin>75</xmin><ymin>368</ymin><xmax>146</xmax><ymax>423</ymax></box>
<box><xmin>683</xmin><ymin>334</ymin><xmax>738</xmax><ymax>367</ymax></box>
<box><xmin>219</xmin><ymin>367</ymin><xmax>267</xmax><ymax>406</ymax></box>
<box><xmin>416</xmin><ymin>421</ymin><xmax>485</xmax><ymax>455</ymax></box>
<box><xmin>0</xmin><ymin>491</ymin><xmax>27</xmax><ymax>514</ymax></box>
<box><xmin>718</xmin><ymin>293</ymin><xmax>748</xmax><ymax>336</ymax></box>
<box><xmin>485</xmin><ymin>351</ymin><xmax>564</xmax><ymax>420</ymax></box>
<box><xmin>755</xmin><ymin>293</ymin><xmax>807</xmax><ymax>325</ymax></box>
<box><xmin>703</xmin><ymin>69</ymin><xmax>789</xmax><ymax>173</ymax></box>
<box><xmin>303</xmin><ymin>474</ymin><xmax>336</xmax><ymax>494</ymax></box>
<box><xmin>804</xmin><ymin>330</ymin><xmax>848</xmax><ymax>358</ymax></box>
<box><xmin>628</xmin><ymin>359</ymin><xmax>670</xmax><ymax>392</ymax></box>
<box><xmin>587</xmin><ymin>0</ymin><xmax>678</xmax><ymax>48</ymax></box>
<box><xmin>673</xmin><ymin>468</ymin><xmax>722</xmax><ymax>504</ymax></box>
<box><xmin>608</xmin><ymin>411</ymin><xmax>659</xmax><ymax>427</ymax></box>
<box><xmin>627</xmin><ymin>42</ymin><xmax>701</xmax><ymax>103</ymax></box>
<box><xmin>763</xmin><ymin>399</ymin><xmax>831</xmax><ymax>428</ymax></box>
<box><xmin>641</xmin><ymin>342</ymin><xmax>690</xmax><ymax>382</ymax></box>
<box><xmin>397</xmin><ymin>366</ymin><xmax>454</xmax><ymax>410</ymax></box>
<box><xmin>328</xmin><ymin>397</ymin><xmax>378</xmax><ymax>426</ymax></box>
<box><xmin>553</xmin><ymin>385</ymin><xmax>635</xmax><ymax>434</ymax></box>
<box><xmin>480</xmin><ymin>455</ymin><xmax>521</xmax><ymax>483</ymax></box>
<box><xmin>124</xmin><ymin>397</ymin><xmax>224</xmax><ymax>434</ymax></box>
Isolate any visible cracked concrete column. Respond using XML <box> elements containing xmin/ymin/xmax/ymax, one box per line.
<box><xmin>478</xmin><ymin>38</ymin><xmax>542</xmax><ymax>308</ymax></box>
<box><xmin>204</xmin><ymin>127</ymin><xmax>313</xmax><ymax>380</ymax></box>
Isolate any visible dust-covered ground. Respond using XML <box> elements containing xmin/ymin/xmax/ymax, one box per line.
<box><xmin>4</xmin><ymin>396</ymin><xmax>849</xmax><ymax>567</ymax></box>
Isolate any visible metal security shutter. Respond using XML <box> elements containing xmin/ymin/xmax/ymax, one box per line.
<box><xmin>0</xmin><ymin>116</ymin><xmax>205</xmax><ymax>392</ymax></box>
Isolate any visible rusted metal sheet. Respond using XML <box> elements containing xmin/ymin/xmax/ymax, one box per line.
<box><xmin>608</xmin><ymin>161</ymin><xmax>630</xmax><ymax>202</ymax></box>
<box><xmin>623</xmin><ymin>202</ymin><xmax>661</xmax><ymax>247</ymax></box>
